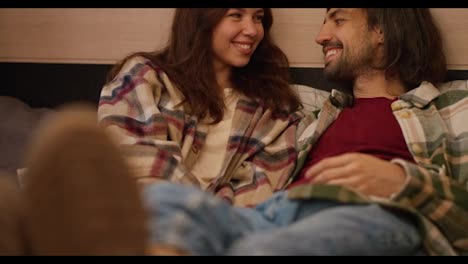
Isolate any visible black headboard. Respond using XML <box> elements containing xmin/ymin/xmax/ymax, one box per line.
<box><xmin>1</xmin><ymin>62</ymin><xmax>468</xmax><ymax>109</ymax></box>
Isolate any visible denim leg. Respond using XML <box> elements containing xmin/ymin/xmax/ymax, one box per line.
<box><xmin>236</xmin><ymin>191</ymin><xmax>301</xmax><ymax>229</ymax></box>
<box><xmin>227</xmin><ymin>201</ymin><xmax>421</xmax><ymax>255</ymax></box>
<box><xmin>142</xmin><ymin>183</ymin><xmax>288</xmax><ymax>255</ymax></box>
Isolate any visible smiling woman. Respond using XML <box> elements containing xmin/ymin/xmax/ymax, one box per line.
<box><xmin>98</xmin><ymin>8</ymin><xmax>302</xmax><ymax>192</ymax></box>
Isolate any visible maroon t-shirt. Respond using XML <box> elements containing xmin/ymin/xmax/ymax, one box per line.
<box><xmin>289</xmin><ymin>97</ymin><xmax>414</xmax><ymax>189</ymax></box>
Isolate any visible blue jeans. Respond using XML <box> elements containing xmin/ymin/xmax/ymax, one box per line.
<box><xmin>143</xmin><ymin>183</ymin><xmax>421</xmax><ymax>255</ymax></box>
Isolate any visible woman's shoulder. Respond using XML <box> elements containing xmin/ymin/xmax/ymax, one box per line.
<box><xmin>103</xmin><ymin>56</ymin><xmax>178</xmax><ymax>94</ymax></box>
<box><xmin>118</xmin><ymin>56</ymin><xmax>165</xmax><ymax>75</ymax></box>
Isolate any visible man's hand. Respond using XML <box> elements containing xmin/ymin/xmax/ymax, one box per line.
<box><xmin>305</xmin><ymin>153</ymin><xmax>407</xmax><ymax>198</ymax></box>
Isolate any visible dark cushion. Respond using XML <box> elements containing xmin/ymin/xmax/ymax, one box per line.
<box><xmin>0</xmin><ymin>96</ymin><xmax>53</xmax><ymax>178</ymax></box>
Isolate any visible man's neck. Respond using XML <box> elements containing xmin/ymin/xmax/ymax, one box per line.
<box><xmin>353</xmin><ymin>71</ymin><xmax>406</xmax><ymax>99</ymax></box>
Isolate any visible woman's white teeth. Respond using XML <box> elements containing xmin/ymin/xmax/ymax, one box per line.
<box><xmin>235</xmin><ymin>43</ymin><xmax>252</xmax><ymax>50</ymax></box>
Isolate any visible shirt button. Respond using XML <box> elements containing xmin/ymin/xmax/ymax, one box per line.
<box><xmin>411</xmin><ymin>143</ymin><xmax>423</xmax><ymax>154</ymax></box>
<box><xmin>391</xmin><ymin>101</ymin><xmax>402</xmax><ymax>111</ymax></box>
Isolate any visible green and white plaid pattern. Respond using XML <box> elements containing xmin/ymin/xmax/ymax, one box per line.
<box><xmin>289</xmin><ymin>81</ymin><xmax>468</xmax><ymax>255</ymax></box>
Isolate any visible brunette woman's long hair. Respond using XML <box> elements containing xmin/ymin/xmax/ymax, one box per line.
<box><xmin>107</xmin><ymin>8</ymin><xmax>301</xmax><ymax>123</ymax></box>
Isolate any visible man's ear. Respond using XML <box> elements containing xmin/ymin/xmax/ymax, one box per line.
<box><xmin>374</xmin><ymin>27</ymin><xmax>384</xmax><ymax>44</ymax></box>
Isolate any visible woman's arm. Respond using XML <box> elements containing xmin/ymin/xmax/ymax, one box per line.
<box><xmin>98</xmin><ymin>57</ymin><xmax>198</xmax><ymax>186</ymax></box>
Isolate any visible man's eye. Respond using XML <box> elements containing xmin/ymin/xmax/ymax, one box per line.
<box><xmin>335</xmin><ymin>19</ymin><xmax>345</xmax><ymax>25</ymax></box>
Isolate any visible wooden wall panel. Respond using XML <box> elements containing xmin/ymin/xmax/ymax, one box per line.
<box><xmin>1</xmin><ymin>8</ymin><xmax>467</xmax><ymax>69</ymax></box>
<box><xmin>0</xmin><ymin>8</ymin><xmax>174</xmax><ymax>64</ymax></box>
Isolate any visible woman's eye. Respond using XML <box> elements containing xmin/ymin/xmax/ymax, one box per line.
<box><xmin>254</xmin><ymin>15</ymin><xmax>264</xmax><ymax>22</ymax></box>
<box><xmin>228</xmin><ymin>13</ymin><xmax>242</xmax><ymax>19</ymax></box>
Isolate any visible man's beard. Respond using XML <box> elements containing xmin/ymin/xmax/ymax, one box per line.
<box><xmin>322</xmin><ymin>49</ymin><xmax>375</xmax><ymax>94</ymax></box>
<box><xmin>324</xmin><ymin>47</ymin><xmax>376</xmax><ymax>83</ymax></box>
<box><xmin>324</xmin><ymin>54</ymin><xmax>360</xmax><ymax>82</ymax></box>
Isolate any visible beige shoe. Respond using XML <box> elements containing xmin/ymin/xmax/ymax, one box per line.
<box><xmin>0</xmin><ymin>176</ymin><xmax>27</xmax><ymax>255</ymax></box>
<box><xmin>22</xmin><ymin>104</ymin><xmax>148</xmax><ymax>255</ymax></box>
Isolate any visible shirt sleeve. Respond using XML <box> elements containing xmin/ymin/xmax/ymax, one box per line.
<box><xmin>97</xmin><ymin>57</ymin><xmax>198</xmax><ymax>186</ymax></box>
<box><xmin>390</xmin><ymin>158</ymin><xmax>468</xmax><ymax>254</ymax></box>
